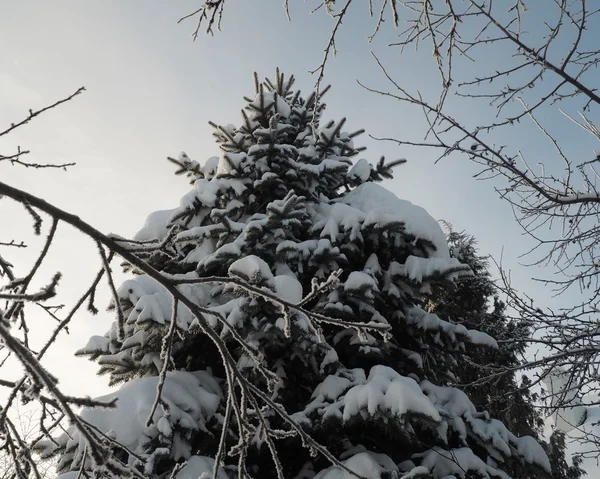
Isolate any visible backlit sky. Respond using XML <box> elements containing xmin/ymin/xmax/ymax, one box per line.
<box><xmin>1</xmin><ymin>1</ymin><xmax>597</xmax><ymax>467</ymax></box>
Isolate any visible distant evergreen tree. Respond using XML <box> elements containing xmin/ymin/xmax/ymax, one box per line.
<box><xmin>42</xmin><ymin>71</ymin><xmax>554</xmax><ymax>479</ymax></box>
<box><xmin>546</xmin><ymin>431</ymin><xmax>585</xmax><ymax>479</ymax></box>
<box><xmin>425</xmin><ymin>226</ymin><xmax>584</xmax><ymax>479</ymax></box>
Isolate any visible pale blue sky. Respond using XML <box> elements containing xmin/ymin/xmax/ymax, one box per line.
<box><xmin>0</xmin><ymin>0</ymin><xmax>596</xmax><ymax>402</ymax></box>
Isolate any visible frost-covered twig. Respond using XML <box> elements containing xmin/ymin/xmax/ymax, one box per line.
<box><xmin>146</xmin><ymin>298</ymin><xmax>179</xmax><ymax>427</ymax></box>
<box><xmin>0</xmin><ymin>88</ymin><xmax>83</xmax><ymax>170</ymax></box>
<box><xmin>97</xmin><ymin>242</ymin><xmax>125</xmax><ymax>341</ymax></box>
<box><xmin>0</xmin><ymin>88</ymin><xmax>85</xmax><ymax>138</ymax></box>
<box><xmin>178</xmin><ymin>0</ymin><xmax>397</xmax><ymax>105</ymax></box>
<box><xmin>172</xmin><ymin>274</ymin><xmax>392</xmax><ymax>337</ymax></box>
<box><xmin>0</xmin><ymin>179</ymin><xmax>376</xmax><ymax>479</ymax></box>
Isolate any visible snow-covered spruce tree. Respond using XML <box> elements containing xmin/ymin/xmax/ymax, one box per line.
<box><xmin>41</xmin><ymin>71</ymin><xmax>552</xmax><ymax>478</ymax></box>
<box><xmin>425</xmin><ymin>228</ymin><xmax>583</xmax><ymax>479</ymax></box>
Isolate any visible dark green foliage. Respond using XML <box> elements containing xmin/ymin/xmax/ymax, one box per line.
<box><xmin>425</xmin><ymin>226</ymin><xmax>583</xmax><ymax>479</ymax></box>
<box><xmin>546</xmin><ymin>431</ymin><xmax>585</xmax><ymax>479</ymax></box>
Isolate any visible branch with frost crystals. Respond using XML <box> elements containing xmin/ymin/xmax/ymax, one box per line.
<box><xmin>0</xmin><ymin>87</ymin><xmax>85</xmax><ymax>138</ymax></box>
<box><xmin>0</xmin><ymin>320</ymin><xmax>126</xmax><ymax>474</ymax></box>
<box><xmin>0</xmin><ymin>87</ymin><xmax>83</xmax><ymax>170</ymax></box>
<box><xmin>178</xmin><ymin>0</ymin><xmax>226</xmax><ymax>39</ymax></box>
<box><xmin>211</xmin><ymin>390</ymin><xmax>234</xmax><ymax>479</ymax></box>
<box><xmin>362</xmin><ymin>54</ymin><xmax>600</xmax><ymax>290</ymax></box>
<box><xmin>78</xmin><ymin>416</ymin><xmax>147</xmax><ymax>466</ymax></box>
<box><xmin>0</xmin><ymin>145</ymin><xmax>75</xmax><ymax>170</ymax></box>
<box><xmin>0</xmin><ymin>246</ymin><xmax>122</xmax><ymax>476</ymax></box>
<box><xmin>4</xmin><ymin>414</ymin><xmax>45</xmax><ymax>478</ymax></box>
<box><xmin>243</xmin><ymin>381</ymin><xmax>368</xmax><ymax>479</ymax></box>
<box><xmin>0</xmin><ymin>272</ymin><xmax>61</xmax><ymax>302</ymax></box>
<box><xmin>1</xmin><ymin>280</ymin><xmax>108</xmax><ymax>419</ymax></box>
<box><xmin>183</xmin><ymin>0</ymin><xmax>600</xmax><ymax>312</ymax></box>
<box><xmin>108</xmin><ymin>224</ymin><xmax>180</xmax><ymax>254</ymax></box>
<box><xmin>297</xmin><ymin>270</ymin><xmax>342</xmax><ymax>307</ymax></box>
<box><xmin>97</xmin><ymin>242</ymin><xmax>125</xmax><ymax>341</ymax></box>
<box><xmin>0</xmin><ymin>84</ymin><xmax>134</xmax><ymax>478</ymax></box>
<box><xmin>173</xmin><ymin>274</ymin><xmax>392</xmax><ymax>339</ymax></box>
<box><xmin>3</xmin><ymin>217</ymin><xmax>58</xmax><ymax>348</ymax></box>
<box><xmin>179</xmin><ymin>0</ymin><xmax>397</xmax><ymax>105</ymax></box>
<box><xmin>0</xmin><ymin>179</ymin><xmax>374</xmax><ymax>478</ymax></box>
<box><xmin>308</xmin><ymin>0</ymin><xmax>354</xmax><ymax>125</ymax></box>
<box><xmin>146</xmin><ymin>298</ymin><xmax>179</xmax><ymax>427</ymax></box>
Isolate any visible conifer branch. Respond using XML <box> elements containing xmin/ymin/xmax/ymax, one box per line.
<box><xmin>0</xmin><ymin>179</ymin><xmax>366</xmax><ymax>478</ymax></box>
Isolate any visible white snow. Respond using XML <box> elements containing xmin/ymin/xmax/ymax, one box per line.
<box><xmin>421</xmin><ymin>380</ymin><xmax>551</xmax><ymax>474</ymax></box>
<box><xmin>344</xmin><ymin>271</ymin><xmax>378</xmax><ymax>297</ymax></box>
<box><xmin>406</xmin><ymin>307</ymin><xmax>498</xmax><ymax>348</ymax></box>
<box><xmin>216</xmin><ymin>154</ymin><xmax>233</xmax><ymax>176</ymax></box>
<box><xmin>364</xmin><ymin>253</ymin><xmax>381</xmax><ymax>276</ymax></box>
<box><xmin>183</xmin><ymin>237</ymin><xmax>217</xmax><ymax>264</ymax></box>
<box><xmin>177</xmin><ymin>224</ymin><xmax>226</xmax><ymax>245</ymax></box>
<box><xmin>273</xmin><ymin>274</ymin><xmax>303</xmax><ymax>304</ymax></box>
<box><xmin>276</xmin><ymin>238</ymin><xmax>340</xmax><ymax>263</ymax></box>
<box><xmin>312</xmin><ymin>202</ymin><xmax>365</xmax><ymax>242</ymax></box>
<box><xmin>248</xmin><ymin>91</ymin><xmax>292</xmax><ymax>119</ymax></box>
<box><xmin>421</xmin><ymin>380</ymin><xmax>477</xmax><ymax>417</ymax></box>
<box><xmin>292</xmin><ymin>156</ymin><xmax>352</xmax><ymax>177</ymax></box>
<box><xmin>298</xmin><ymin>366</ymin><xmax>441</xmax><ymax>424</ymax></box>
<box><xmin>193</xmin><ymin>179</ymin><xmax>222</xmax><ymax>207</ymax></box>
<box><xmin>228</xmin><ymin>255</ymin><xmax>274</xmax><ymax>286</ymax></box>
<box><xmin>312</xmin><ymin>182</ymin><xmax>451</xmax><ymax>259</ymax></box>
<box><xmin>543</xmin><ymin>368</ymin><xmax>587</xmax><ymax>432</ymax></box>
<box><xmin>514</xmin><ymin>435</ymin><xmax>551</xmax><ymax>472</ymax></box>
<box><xmin>202</xmin><ymin>155</ymin><xmax>220</xmax><ymax>177</ymax></box>
<box><xmin>213</xmin><ymin>177</ymin><xmax>246</xmax><ymax>196</ymax></box>
<box><xmin>465</xmin><ymin>329</ymin><xmax>499</xmax><ymax>348</ymax></box>
<box><xmin>76</xmin><ymin>335</ymin><xmax>111</xmax><ymax>355</ymax></box>
<box><xmin>418</xmin><ymin>447</ymin><xmax>510</xmax><ymax>479</ymax></box>
<box><xmin>340</xmin><ymin>182</ymin><xmax>450</xmax><ymax>258</ymax></box>
<box><xmin>75</xmin><ymin>273</ymin><xmax>217</xmax><ymax>378</ymax></box>
<box><xmin>134</xmin><ymin>208</ymin><xmax>176</xmax><ymax>241</ymax></box>
<box><xmin>403</xmin><ymin>255</ymin><xmax>470</xmax><ymax>283</ymax></box>
<box><xmin>175</xmin><ymin>455</ymin><xmax>229</xmax><ymax>479</ymax></box>
<box><xmin>133</xmin><ymin>169</ymin><xmax>250</xmax><ymax>244</ymax></box>
<box><xmin>314</xmin><ymin>451</ymin><xmax>397</xmax><ymax>479</ymax></box>
<box><xmin>39</xmin><ymin>371</ymin><xmax>222</xmax><ymax>471</ymax></box>
<box><xmin>348</xmin><ymin>158</ymin><xmax>371</xmax><ymax>182</ymax></box>
<box><xmin>114</xmin><ymin>273</ymin><xmax>209</xmax><ymax>330</ymax></box>
<box><xmin>319</xmin><ymin>347</ymin><xmax>340</xmax><ymax>373</ymax></box>
<box><xmin>343</xmin><ymin>366</ymin><xmax>441</xmax><ymax>421</ymax></box>
<box><xmin>313</xmin><ymin>374</ymin><xmax>355</xmax><ymax>401</ymax></box>
<box><xmin>399</xmin><ymin>466</ymin><xmax>429</xmax><ymax>478</ymax></box>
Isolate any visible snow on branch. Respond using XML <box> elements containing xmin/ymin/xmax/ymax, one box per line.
<box><xmin>0</xmin><ymin>179</ymin><xmax>391</xmax><ymax>478</ymax></box>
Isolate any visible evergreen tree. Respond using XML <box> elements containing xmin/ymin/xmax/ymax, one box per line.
<box><xmin>426</xmin><ymin>227</ymin><xmax>584</xmax><ymax>479</ymax></box>
<box><xmin>426</xmin><ymin>228</ymin><xmax>538</xmax><ymax>434</ymax></box>
<box><xmin>546</xmin><ymin>431</ymin><xmax>585</xmax><ymax>479</ymax></box>
<box><xmin>41</xmin><ymin>72</ymin><xmax>553</xmax><ymax>479</ymax></box>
